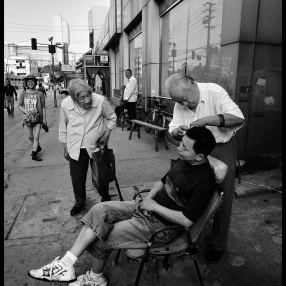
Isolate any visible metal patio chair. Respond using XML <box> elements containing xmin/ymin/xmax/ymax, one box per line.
<box><xmin>113</xmin><ymin>156</ymin><xmax>227</xmax><ymax>286</ymax></box>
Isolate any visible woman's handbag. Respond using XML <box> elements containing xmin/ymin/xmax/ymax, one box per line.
<box><xmin>91</xmin><ymin>147</ymin><xmax>116</xmax><ymax>189</ymax></box>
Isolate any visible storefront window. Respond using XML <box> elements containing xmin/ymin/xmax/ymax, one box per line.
<box><xmin>129</xmin><ymin>32</ymin><xmax>142</xmax><ymax>93</ymax></box>
<box><xmin>160</xmin><ymin>0</ymin><xmax>223</xmax><ymax>95</ymax></box>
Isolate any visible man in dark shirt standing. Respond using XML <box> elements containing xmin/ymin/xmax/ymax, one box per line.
<box><xmin>4</xmin><ymin>79</ymin><xmax>17</xmax><ymax>118</ymax></box>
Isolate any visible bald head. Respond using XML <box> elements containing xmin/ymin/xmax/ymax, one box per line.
<box><xmin>165</xmin><ymin>73</ymin><xmax>200</xmax><ymax>110</ymax></box>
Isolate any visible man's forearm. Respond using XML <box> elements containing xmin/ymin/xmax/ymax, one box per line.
<box><xmin>153</xmin><ymin>204</ymin><xmax>193</xmax><ymax>228</ymax></box>
<box><xmin>146</xmin><ymin>181</ymin><xmax>164</xmax><ymax>199</ymax></box>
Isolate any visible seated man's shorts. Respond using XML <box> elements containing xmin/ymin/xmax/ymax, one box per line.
<box><xmin>81</xmin><ymin>200</ymin><xmax>179</xmax><ymax>260</ymax></box>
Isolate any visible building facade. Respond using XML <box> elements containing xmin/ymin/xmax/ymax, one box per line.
<box><xmin>54</xmin><ymin>14</ymin><xmax>70</xmax><ymax>65</ymax></box>
<box><xmin>95</xmin><ymin>0</ymin><xmax>282</xmax><ymax>171</ymax></box>
<box><xmin>4</xmin><ymin>43</ymin><xmax>59</xmax><ymax>78</ymax></box>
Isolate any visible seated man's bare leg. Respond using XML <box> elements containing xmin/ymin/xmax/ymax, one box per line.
<box><xmin>70</xmin><ymin>225</ymin><xmax>98</xmax><ymax>258</ymax></box>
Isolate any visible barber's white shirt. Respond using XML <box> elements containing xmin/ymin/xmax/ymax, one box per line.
<box><xmin>168</xmin><ymin>82</ymin><xmax>244</xmax><ymax>143</ymax></box>
<box><xmin>123</xmin><ymin>75</ymin><xmax>138</xmax><ymax>102</ymax></box>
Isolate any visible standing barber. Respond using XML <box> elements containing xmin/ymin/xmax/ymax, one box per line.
<box><xmin>166</xmin><ymin>73</ymin><xmax>245</xmax><ymax>263</ymax></box>
<box><xmin>123</xmin><ymin>69</ymin><xmax>138</xmax><ymax>130</ymax></box>
<box><xmin>4</xmin><ymin>79</ymin><xmax>17</xmax><ymax>118</ymax></box>
<box><xmin>59</xmin><ymin>79</ymin><xmax>117</xmax><ymax>216</ymax></box>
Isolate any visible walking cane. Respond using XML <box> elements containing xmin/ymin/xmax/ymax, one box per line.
<box><xmin>104</xmin><ymin>144</ymin><xmax>124</xmax><ymax>201</ymax></box>
<box><xmin>104</xmin><ymin>144</ymin><xmax>124</xmax><ymax>264</ymax></box>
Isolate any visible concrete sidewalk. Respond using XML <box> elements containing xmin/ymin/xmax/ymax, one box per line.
<box><xmin>4</xmin><ymin>96</ymin><xmax>282</xmax><ymax>286</ymax></box>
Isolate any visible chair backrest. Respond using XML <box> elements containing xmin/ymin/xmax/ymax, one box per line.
<box><xmin>188</xmin><ymin>183</ymin><xmax>224</xmax><ymax>247</ymax></box>
<box><xmin>188</xmin><ymin>156</ymin><xmax>226</xmax><ymax>245</ymax></box>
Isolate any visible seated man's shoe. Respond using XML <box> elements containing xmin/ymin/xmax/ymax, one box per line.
<box><xmin>70</xmin><ymin>205</ymin><xmax>84</xmax><ymax>216</ymax></box>
<box><xmin>205</xmin><ymin>249</ymin><xmax>225</xmax><ymax>264</ymax></box>
<box><xmin>69</xmin><ymin>270</ymin><xmax>107</xmax><ymax>286</ymax></box>
<box><xmin>28</xmin><ymin>256</ymin><xmax>76</xmax><ymax>282</ymax></box>
<box><xmin>127</xmin><ymin>126</ymin><xmax>132</xmax><ymax>131</ymax></box>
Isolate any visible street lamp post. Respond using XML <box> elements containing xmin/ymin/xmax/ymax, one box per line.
<box><xmin>48</xmin><ymin>37</ymin><xmax>57</xmax><ymax>107</ymax></box>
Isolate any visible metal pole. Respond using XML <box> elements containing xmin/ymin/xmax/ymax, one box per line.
<box><xmin>50</xmin><ymin>39</ymin><xmax>57</xmax><ymax>107</ymax></box>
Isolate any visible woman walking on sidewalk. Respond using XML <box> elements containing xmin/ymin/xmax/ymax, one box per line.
<box><xmin>18</xmin><ymin>73</ymin><xmax>47</xmax><ymax>161</ymax></box>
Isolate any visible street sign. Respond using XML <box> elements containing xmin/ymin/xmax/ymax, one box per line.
<box><xmin>61</xmin><ymin>64</ymin><xmax>75</xmax><ymax>72</ymax></box>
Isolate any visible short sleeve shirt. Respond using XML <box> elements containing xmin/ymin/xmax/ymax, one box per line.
<box><xmin>153</xmin><ymin>159</ymin><xmax>216</xmax><ymax>223</ymax></box>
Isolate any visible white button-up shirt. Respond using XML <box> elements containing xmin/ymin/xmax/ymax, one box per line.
<box><xmin>123</xmin><ymin>75</ymin><xmax>138</xmax><ymax>102</ymax></box>
<box><xmin>168</xmin><ymin>82</ymin><xmax>245</xmax><ymax>143</ymax></box>
<box><xmin>59</xmin><ymin>93</ymin><xmax>117</xmax><ymax>160</ymax></box>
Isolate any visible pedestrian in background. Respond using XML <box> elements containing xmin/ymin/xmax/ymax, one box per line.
<box><xmin>4</xmin><ymin>79</ymin><xmax>17</xmax><ymax>118</ymax></box>
<box><xmin>122</xmin><ymin>69</ymin><xmax>138</xmax><ymax>130</ymax></box>
<box><xmin>59</xmin><ymin>78</ymin><xmax>117</xmax><ymax>216</ymax></box>
<box><xmin>166</xmin><ymin>73</ymin><xmax>245</xmax><ymax>264</ymax></box>
<box><xmin>38</xmin><ymin>82</ymin><xmax>47</xmax><ymax>98</ymax></box>
<box><xmin>18</xmin><ymin>73</ymin><xmax>47</xmax><ymax>162</ymax></box>
<box><xmin>23</xmin><ymin>81</ymin><xmax>27</xmax><ymax>91</ymax></box>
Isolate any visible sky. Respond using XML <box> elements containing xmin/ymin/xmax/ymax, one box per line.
<box><xmin>4</xmin><ymin>0</ymin><xmax>110</xmax><ymax>60</ymax></box>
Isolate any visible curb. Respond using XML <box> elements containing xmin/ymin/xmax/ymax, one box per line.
<box><xmin>234</xmin><ymin>184</ymin><xmax>282</xmax><ymax>198</ymax></box>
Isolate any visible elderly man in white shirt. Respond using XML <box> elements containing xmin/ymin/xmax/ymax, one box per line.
<box><xmin>166</xmin><ymin>73</ymin><xmax>245</xmax><ymax>264</ymax></box>
<box><xmin>59</xmin><ymin>79</ymin><xmax>117</xmax><ymax>216</ymax></box>
<box><xmin>122</xmin><ymin>69</ymin><xmax>138</xmax><ymax>130</ymax></box>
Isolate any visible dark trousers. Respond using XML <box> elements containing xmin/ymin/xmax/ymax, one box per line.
<box><xmin>125</xmin><ymin>102</ymin><xmax>137</xmax><ymax>123</ymax></box>
<box><xmin>208</xmin><ymin>136</ymin><xmax>237</xmax><ymax>251</ymax></box>
<box><xmin>5</xmin><ymin>96</ymin><xmax>14</xmax><ymax>115</ymax></box>
<box><xmin>115</xmin><ymin>104</ymin><xmax>125</xmax><ymax>119</ymax></box>
<box><xmin>69</xmin><ymin>148</ymin><xmax>110</xmax><ymax>207</ymax></box>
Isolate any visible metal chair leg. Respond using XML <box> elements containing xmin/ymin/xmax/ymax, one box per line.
<box><xmin>134</xmin><ymin>259</ymin><xmax>146</xmax><ymax>286</ymax></box>
<box><xmin>113</xmin><ymin>249</ymin><xmax>121</xmax><ymax>265</ymax></box>
<box><xmin>192</xmin><ymin>256</ymin><xmax>205</xmax><ymax>286</ymax></box>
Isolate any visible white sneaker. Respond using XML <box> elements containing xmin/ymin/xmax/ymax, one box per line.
<box><xmin>69</xmin><ymin>270</ymin><xmax>107</xmax><ymax>286</ymax></box>
<box><xmin>28</xmin><ymin>256</ymin><xmax>76</xmax><ymax>282</ymax></box>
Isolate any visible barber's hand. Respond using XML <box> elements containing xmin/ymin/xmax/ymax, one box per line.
<box><xmin>64</xmin><ymin>148</ymin><xmax>70</xmax><ymax>161</ymax></box>
<box><xmin>189</xmin><ymin>118</ymin><xmax>208</xmax><ymax>128</ymax></box>
<box><xmin>176</xmin><ymin>125</ymin><xmax>189</xmax><ymax>138</ymax></box>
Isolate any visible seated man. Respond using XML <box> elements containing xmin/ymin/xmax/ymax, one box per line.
<box><xmin>114</xmin><ymin>85</ymin><xmax>126</xmax><ymax>123</ymax></box>
<box><xmin>28</xmin><ymin>126</ymin><xmax>217</xmax><ymax>286</ymax></box>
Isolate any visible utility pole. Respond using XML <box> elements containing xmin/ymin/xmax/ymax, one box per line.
<box><xmin>203</xmin><ymin>2</ymin><xmax>215</xmax><ymax>80</ymax></box>
<box><xmin>48</xmin><ymin>37</ymin><xmax>57</xmax><ymax>107</ymax></box>
<box><xmin>185</xmin><ymin>5</ymin><xmax>191</xmax><ymax>74</ymax></box>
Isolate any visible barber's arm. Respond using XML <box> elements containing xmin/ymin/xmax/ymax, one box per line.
<box><xmin>189</xmin><ymin>113</ymin><xmax>245</xmax><ymax>128</ymax></box>
<box><xmin>140</xmin><ymin>198</ymin><xmax>193</xmax><ymax>228</ymax></box>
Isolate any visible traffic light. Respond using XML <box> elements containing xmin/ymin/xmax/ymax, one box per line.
<box><xmin>59</xmin><ymin>62</ymin><xmax>61</xmax><ymax>68</ymax></box>
<box><xmin>48</xmin><ymin>45</ymin><xmax>56</xmax><ymax>54</ymax></box>
<box><xmin>31</xmin><ymin>38</ymin><xmax>37</xmax><ymax>50</ymax></box>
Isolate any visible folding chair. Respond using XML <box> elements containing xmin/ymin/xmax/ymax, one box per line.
<box><xmin>113</xmin><ymin>156</ymin><xmax>227</xmax><ymax>286</ymax></box>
